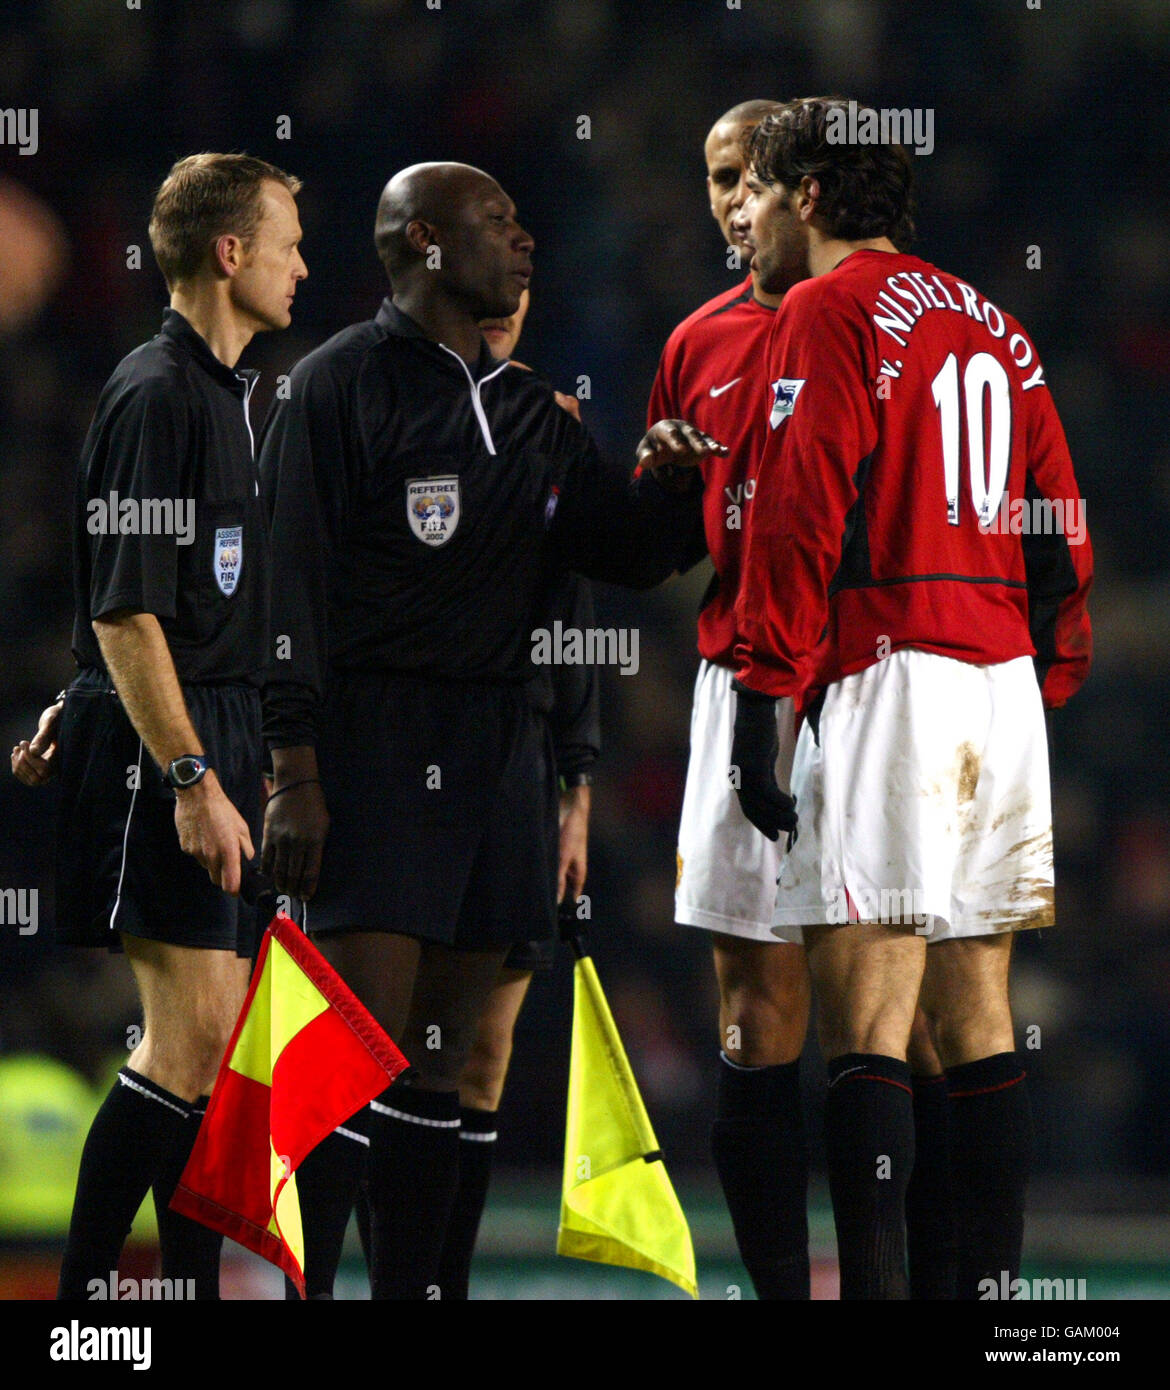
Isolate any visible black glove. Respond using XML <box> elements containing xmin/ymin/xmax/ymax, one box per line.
<box><xmin>730</xmin><ymin>681</ymin><xmax>798</xmax><ymax>845</ymax></box>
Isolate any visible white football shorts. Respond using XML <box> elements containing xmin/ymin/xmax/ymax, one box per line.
<box><xmin>675</xmin><ymin>659</ymin><xmax>797</xmax><ymax>942</ymax></box>
<box><xmin>771</xmin><ymin>648</ymin><xmax>1054</xmax><ymax>945</ymax></box>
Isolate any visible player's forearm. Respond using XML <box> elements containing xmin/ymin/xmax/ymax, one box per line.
<box><xmin>92</xmin><ymin>611</ymin><xmax>203</xmax><ymax>771</ymax></box>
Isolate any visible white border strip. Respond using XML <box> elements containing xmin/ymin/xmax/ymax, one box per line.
<box><xmin>370</xmin><ymin>1100</ymin><xmax>460</xmax><ymax>1129</ymax></box>
<box><xmin>109</xmin><ymin>738</ymin><xmax>143</xmax><ymax>933</ymax></box>
<box><xmin>117</xmin><ymin>1070</ymin><xmax>188</xmax><ymax>1119</ymax></box>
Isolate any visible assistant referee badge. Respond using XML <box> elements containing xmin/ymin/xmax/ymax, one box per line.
<box><xmin>214</xmin><ymin>526</ymin><xmax>243</xmax><ymax>595</ymax></box>
<box><xmin>406</xmin><ymin>476</ymin><xmax>461</xmax><ymax>546</ymax></box>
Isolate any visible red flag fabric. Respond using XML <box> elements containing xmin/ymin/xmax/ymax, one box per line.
<box><xmin>170</xmin><ymin>912</ymin><xmax>406</xmax><ymax>1294</ymax></box>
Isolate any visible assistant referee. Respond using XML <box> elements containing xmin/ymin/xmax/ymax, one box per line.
<box><xmin>47</xmin><ymin>154</ymin><xmax>305</xmax><ymax>1299</ymax></box>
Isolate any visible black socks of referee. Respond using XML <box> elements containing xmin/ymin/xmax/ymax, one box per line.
<box><xmin>438</xmin><ymin>1107</ymin><xmax>499</xmax><ymax>1300</ymax></box>
<box><xmin>283</xmin><ymin>1112</ymin><xmax>370</xmax><ymax>1299</ymax></box>
<box><xmin>824</xmin><ymin>1053</ymin><xmax>914</xmax><ymax>1300</ymax></box>
<box><xmin>366</xmin><ymin>1081</ymin><xmax>461</xmax><ymax>1299</ymax></box>
<box><xmin>152</xmin><ymin>1093</ymin><xmax>222</xmax><ymax>1299</ymax></box>
<box><xmin>58</xmin><ymin>1067</ymin><xmax>218</xmax><ymax>1299</ymax></box>
<box><xmin>710</xmin><ymin>1053</ymin><xmax>809</xmax><ymax>1299</ymax></box>
<box><xmin>946</xmin><ymin>1052</ymin><xmax>1033</xmax><ymax>1299</ymax></box>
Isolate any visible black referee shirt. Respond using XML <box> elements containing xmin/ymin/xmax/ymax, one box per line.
<box><xmin>261</xmin><ymin>299</ymin><xmax>699</xmax><ymax>748</ymax></box>
<box><xmin>71</xmin><ymin>308</ymin><xmax>270</xmax><ymax>686</ymax></box>
<box><xmin>530</xmin><ymin>568</ymin><xmax>601</xmax><ymax>782</ymax></box>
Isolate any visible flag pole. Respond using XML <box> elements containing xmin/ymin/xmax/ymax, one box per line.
<box><xmin>559</xmin><ymin>896</ymin><xmax>588</xmax><ymax>961</ymax></box>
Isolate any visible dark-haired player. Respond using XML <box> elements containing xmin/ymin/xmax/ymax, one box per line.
<box><xmin>731</xmin><ymin>99</ymin><xmax>1092</xmax><ymax>1299</ymax></box>
<box><xmin>36</xmin><ymin>153</ymin><xmax>305</xmax><ymax>1299</ymax></box>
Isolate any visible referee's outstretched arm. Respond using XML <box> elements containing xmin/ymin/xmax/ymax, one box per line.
<box><xmin>550</xmin><ymin>418</ymin><xmax>727</xmax><ymax>590</ymax></box>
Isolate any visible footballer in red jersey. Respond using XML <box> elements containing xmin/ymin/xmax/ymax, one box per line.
<box><xmin>730</xmin><ymin>99</ymin><xmax>1092</xmax><ymax>1300</ymax></box>
<box><xmin>647</xmin><ymin>100</ymin><xmax>815</xmax><ymax>1301</ymax></box>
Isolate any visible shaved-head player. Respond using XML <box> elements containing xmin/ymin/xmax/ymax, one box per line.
<box><xmin>648</xmin><ymin>100</ymin><xmax>813</xmax><ymax>1299</ymax></box>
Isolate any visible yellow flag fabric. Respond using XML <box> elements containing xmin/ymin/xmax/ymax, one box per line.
<box><xmin>557</xmin><ymin>954</ymin><xmax>698</xmax><ymax>1298</ymax></box>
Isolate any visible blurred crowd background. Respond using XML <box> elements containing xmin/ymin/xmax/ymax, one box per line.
<box><xmin>1</xmin><ymin>0</ymin><xmax>1168</xmax><ymax>1253</ymax></box>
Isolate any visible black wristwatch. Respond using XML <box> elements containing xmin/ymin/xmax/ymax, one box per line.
<box><xmin>164</xmin><ymin>754</ymin><xmax>212</xmax><ymax>790</ymax></box>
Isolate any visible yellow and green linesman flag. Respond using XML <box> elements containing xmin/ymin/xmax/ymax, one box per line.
<box><xmin>558</xmin><ymin>951</ymin><xmax>698</xmax><ymax>1298</ymax></box>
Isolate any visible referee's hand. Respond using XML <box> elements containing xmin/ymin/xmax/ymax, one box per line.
<box><xmin>636</xmin><ymin>419</ymin><xmax>727</xmax><ymax>490</ymax></box>
<box><xmin>262</xmin><ymin>780</ymin><xmax>329</xmax><ymax>902</ymax></box>
<box><xmin>730</xmin><ymin>683</ymin><xmax>798</xmax><ymax>844</ymax></box>
<box><xmin>174</xmin><ymin>771</ymin><xmax>255</xmax><ymax>896</ymax></box>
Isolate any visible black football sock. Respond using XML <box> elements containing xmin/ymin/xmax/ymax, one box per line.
<box><xmin>283</xmin><ymin>1111</ymin><xmax>370</xmax><ymax>1300</ymax></box>
<box><xmin>824</xmin><ymin>1053</ymin><xmax>914</xmax><ymax>1300</ymax></box>
<box><xmin>366</xmin><ymin>1083</ymin><xmax>461</xmax><ymax>1300</ymax></box>
<box><xmin>946</xmin><ymin>1052</ymin><xmax>1033</xmax><ymax>1299</ymax></box>
<box><xmin>152</xmin><ymin>1094</ymin><xmax>223</xmax><ymax>1300</ymax></box>
<box><xmin>710</xmin><ymin>1052</ymin><xmax>809</xmax><ymax>1299</ymax></box>
<box><xmin>58</xmin><ymin>1068</ymin><xmax>190</xmax><ymax>1300</ymax></box>
<box><xmin>437</xmin><ymin>1107</ymin><xmax>499</xmax><ymax>1301</ymax></box>
<box><xmin>905</xmin><ymin>1073</ymin><xmax>956</xmax><ymax>1299</ymax></box>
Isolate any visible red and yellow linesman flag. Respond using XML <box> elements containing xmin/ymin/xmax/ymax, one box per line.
<box><xmin>170</xmin><ymin>913</ymin><xmax>407</xmax><ymax>1296</ymax></box>
<box><xmin>557</xmin><ymin>951</ymin><xmax>698</xmax><ymax>1298</ymax></box>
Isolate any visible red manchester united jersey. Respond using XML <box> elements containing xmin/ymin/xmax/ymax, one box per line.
<box><xmin>735</xmin><ymin>250</ymin><xmax>1092</xmax><ymax>708</ymax></box>
<box><xmin>647</xmin><ymin>275</ymin><xmax>777</xmax><ymax>666</ymax></box>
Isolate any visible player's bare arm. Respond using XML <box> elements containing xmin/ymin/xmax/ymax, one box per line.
<box><xmin>92</xmin><ymin>609</ymin><xmax>254</xmax><ymax>894</ymax></box>
<box><xmin>263</xmin><ymin>744</ymin><xmax>329</xmax><ymax>902</ymax></box>
<box><xmin>11</xmin><ymin>697</ymin><xmax>63</xmax><ymax>785</ymax></box>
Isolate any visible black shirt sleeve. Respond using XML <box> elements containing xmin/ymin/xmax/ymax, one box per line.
<box><xmin>259</xmin><ymin>357</ymin><xmax>354</xmax><ymax>748</ymax></box>
<box><xmin>88</xmin><ymin>378</ymin><xmax>188</xmax><ymax>622</ymax></box>
<box><xmin>543</xmin><ymin>570</ymin><xmax>601</xmax><ymax>780</ymax></box>
<box><xmin>1021</xmin><ymin>471</ymin><xmax>1079</xmax><ymax>694</ymax></box>
<box><xmin>550</xmin><ymin>422</ymin><xmax>702</xmax><ymax>589</ymax></box>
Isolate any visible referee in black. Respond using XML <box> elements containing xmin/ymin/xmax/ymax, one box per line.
<box><xmin>40</xmin><ymin>153</ymin><xmax>306</xmax><ymax>1299</ymax></box>
<box><xmin>260</xmin><ymin>160</ymin><xmax>721</xmax><ymax>1299</ymax></box>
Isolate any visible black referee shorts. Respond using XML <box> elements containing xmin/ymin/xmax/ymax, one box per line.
<box><xmin>55</xmin><ymin>668</ymin><xmax>262</xmax><ymax>956</ymax></box>
<box><xmin>502</xmin><ymin>936</ymin><xmax>557</xmax><ymax>973</ymax></box>
<box><xmin>305</xmin><ymin>670</ymin><xmax>559</xmax><ymax>952</ymax></box>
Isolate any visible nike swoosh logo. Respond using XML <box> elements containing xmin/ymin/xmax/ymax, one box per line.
<box><xmin>708</xmin><ymin>378</ymin><xmax>742</xmax><ymax>397</ymax></box>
